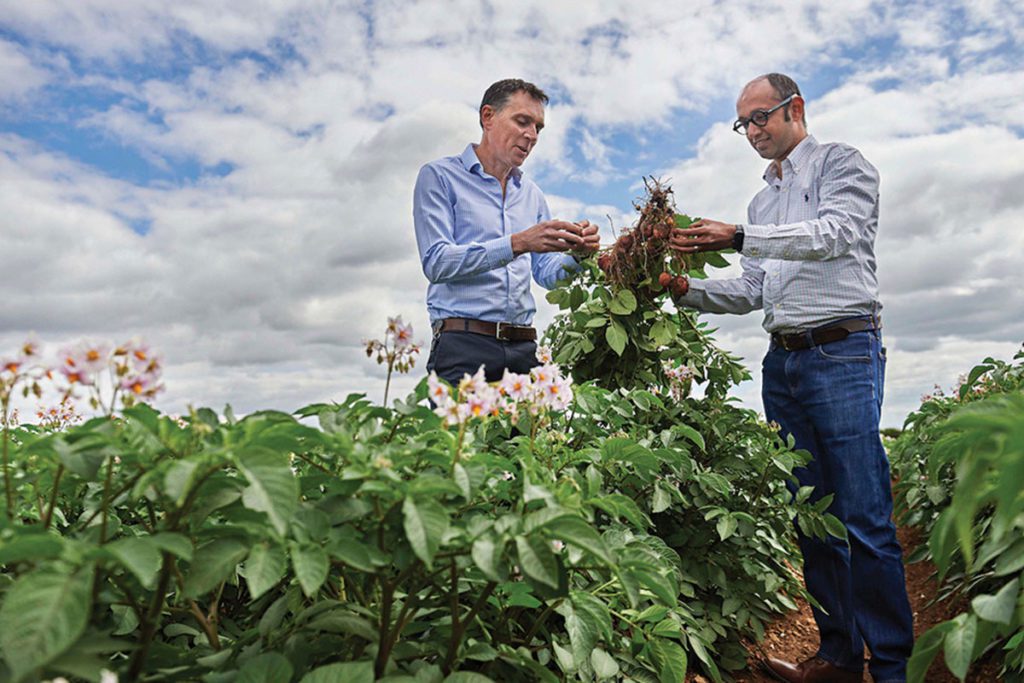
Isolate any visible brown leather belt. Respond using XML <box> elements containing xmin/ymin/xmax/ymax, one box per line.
<box><xmin>438</xmin><ymin>318</ymin><xmax>537</xmax><ymax>342</ymax></box>
<box><xmin>771</xmin><ymin>318</ymin><xmax>878</xmax><ymax>352</ymax></box>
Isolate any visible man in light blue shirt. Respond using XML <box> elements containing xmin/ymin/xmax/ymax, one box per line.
<box><xmin>414</xmin><ymin>78</ymin><xmax>599</xmax><ymax>385</ymax></box>
<box><xmin>670</xmin><ymin>74</ymin><xmax>913</xmax><ymax>683</ymax></box>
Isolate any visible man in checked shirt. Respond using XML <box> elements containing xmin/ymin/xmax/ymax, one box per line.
<box><xmin>669</xmin><ymin>73</ymin><xmax>914</xmax><ymax>683</ymax></box>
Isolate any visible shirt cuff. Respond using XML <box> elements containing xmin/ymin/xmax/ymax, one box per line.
<box><xmin>738</xmin><ymin>224</ymin><xmax>771</xmax><ymax>258</ymax></box>
<box><xmin>673</xmin><ymin>277</ymin><xmax>705</xmax><ymax>307</ymax></box>
<box><xmin>485</xmin><ymin>236</ymin><xmax>515</xmax><ymax>269</ymax></box>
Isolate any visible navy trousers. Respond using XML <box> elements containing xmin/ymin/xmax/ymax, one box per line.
<box><xmin>426</xmin><ymin>330</ymin><xmax>538</xmax><ymax>386</ymax></box>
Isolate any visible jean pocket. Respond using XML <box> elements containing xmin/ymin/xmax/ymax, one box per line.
<box><xmin>814</xmin><ymin>332</ymin><xmax>872</xmax><ymax>363</ymax></box>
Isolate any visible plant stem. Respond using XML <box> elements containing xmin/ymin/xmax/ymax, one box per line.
<box><xmin>383</xmin><ymin>358</ymin><xmax>394</xmax><ymax>407</ymax></box>
<box><xmin>125</xmin><ymin>552</ymin><xmax>175</xmax><ymax>682</ymax></box>
<box><xmin>2</xmin><ymin>404</ymin><xmax>13</xmax><ymax>519</ymax></box>
<box><xmin>43</xmin><ymin>465</ymin><xmax>64</xmax><ymax>529</ymax></box>
<box><xmin>100</xmin><ymin>455</ymin><xmax>115</xmax><ymax>544</ymax></box>
<box><xmin>451</xmin><ymin>422</ymin><xmax>467</xmax><ymax>473</ymax></box>
<box><xmin>442</xmin><ymin>580</ymin><xmax>497</xmax><ymax>673</ymax></box>
<box><xmin>374</xmin><ymin>579</ymin><xmax>395</xmax><ymax>678</ymax></box>
<box><xmin>522</xmin><ymin>599</ymin><xmax>560</xmax><ymax>645</ymax></box>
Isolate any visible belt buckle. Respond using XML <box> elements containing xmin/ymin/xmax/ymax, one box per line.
<box><xmin>495</xmin><ymin>321</ymin><xmax>511</xmax><ymax>341</ymax></box>
<box><xmin>780</xmin><ymin>334</ymin><xmax>799</xmax><ymax>352</ymax></box>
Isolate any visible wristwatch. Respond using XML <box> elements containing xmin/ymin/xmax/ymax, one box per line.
<box><xmin>732</xmin><ymin>225</ymin><xmax>745</xmax><ymax>252</ymax></box>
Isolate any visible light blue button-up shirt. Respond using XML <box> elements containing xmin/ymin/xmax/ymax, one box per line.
<box><xmin>414</xmin><ymin>144</ymin><xmax>578</xmax><ymax>325</ymax></box>
<box><xmin>678</xmin><ymin>135</ymin><xmax>883</xmax><ymax>333</ymax></box>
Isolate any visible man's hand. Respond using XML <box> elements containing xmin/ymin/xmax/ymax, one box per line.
<box><xmin>669</xmin><ymin>218</ymin><xmax>736</xmax><ymax>254</ymax></box>
<box><xmin>511</xmin><ymin>220</ymin><xmax>589</xmax><ymax>255</ymax></box>
<box><xmin>572</xmin><ymin>220</ymin><xmax>601</xmax><ymax>256</ymax></box>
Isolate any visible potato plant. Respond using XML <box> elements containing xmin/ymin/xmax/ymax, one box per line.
<box><xmin>890</xmin><ymin>348</ymin><xmax>1024</xmax><ymax>682</ymax></box>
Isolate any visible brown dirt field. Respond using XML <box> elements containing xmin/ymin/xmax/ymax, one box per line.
<box><xmin>716</xmin><ymin>526</ymin><xmax>1005</xmax><ymax>683</ymax></box>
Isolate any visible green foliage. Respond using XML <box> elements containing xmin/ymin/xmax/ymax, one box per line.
<box><xmin>544</xmin><ymin>257</ymin><xmax>746</xmax><ymax>397</ymax></box>
<box><xmin>0</xmin><ymin>246</ymin><xmax>843</xmax><ymax>680</ymax></box>
<box><xmin>890</xmin><ymin>346</ymin><xmax>1024</xmax><ymax>681</ymax></box>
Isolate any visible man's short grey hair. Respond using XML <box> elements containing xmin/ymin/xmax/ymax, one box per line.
<box><xmin>755</xmin><ymin>73</ymin><xmax>806</xmax><ymax>126</ymax></box>
<box><xmin>479</xmin><ymin>78</ymin><xmax>548</xmax><ymax>128</ymax></box>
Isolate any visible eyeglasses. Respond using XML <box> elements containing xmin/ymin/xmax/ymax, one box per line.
<box><xmin>733</xmin><ymin>95</ymin><xmax>796</xmax><ymax>134</ymax></box>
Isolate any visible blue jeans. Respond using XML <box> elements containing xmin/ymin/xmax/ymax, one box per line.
<box><xmin>761</xmin><ymin>328</ymin><xmax>913</xmax><ymax>683</ymax></box>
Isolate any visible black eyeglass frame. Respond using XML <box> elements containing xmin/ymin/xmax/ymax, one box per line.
<box><xmin>733</xmin><ymin>94</ymin><xmax>797</xmax><ymax>134</ymax></box>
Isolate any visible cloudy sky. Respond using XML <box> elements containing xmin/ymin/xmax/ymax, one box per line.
<box><xmin>2</xmin><ymin>1</ymin><xmax>1022</xmax><ymax>428</ymax></box>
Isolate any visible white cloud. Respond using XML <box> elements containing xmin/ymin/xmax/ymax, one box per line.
<box><xmin>1</xmin><ymin>1</ymin><xmax>1021</xmax><ymax>427</ymax></box>
<box><xmin>0</xmin><ymin>39</ymin><xmax>52</xmax><ymax>102</ymax></box>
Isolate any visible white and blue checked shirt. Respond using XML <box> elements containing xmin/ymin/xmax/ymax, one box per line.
<box><xmin>414</xmin><ymin>144</ymin><xmax>577</xmax><ymax>326</ymax></box>
<box><xmin>679</xmin><ymin>135</ymin><xmax>882</xmax><ymax>333</ymax></box>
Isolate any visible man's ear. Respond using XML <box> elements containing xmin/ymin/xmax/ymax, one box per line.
<box><xmin>790</xmin><ymin>96</ymin><xmax>805</xmax><ymax>123</ymax></box>
<box><xmin>480</xmin><ymin>104</ymin><xmax>495</xmax><ymax>130</ymax></box>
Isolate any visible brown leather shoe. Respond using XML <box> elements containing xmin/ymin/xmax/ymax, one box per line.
<box><xmin>762</xmin><ymin>656</ymin><xmax>862</xmax><ymax>683</ymax></box>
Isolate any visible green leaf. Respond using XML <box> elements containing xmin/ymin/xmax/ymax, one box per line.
<box><xmin>238</xmin><ymin>447</ymin><xmax>300</xmax><ymax>536</ymax></box>
<box><xmin>716</xmin><ymin>515</ymin><xmax>738</xmax><ymax>541</ymax></box>
<box><xmin>541</xmin><ymin>515</ymin><xmax>615</xmax><ymax>565</ymax></box>
<box><xmin>0</xmin><ymin>533</ymin><xmax>63</xmax><ymax>564</ymax></box>
<box><xmin>649</xmin><ymin>320</ymin><xmax>674</xmax><ymax>346</ymax></box>
<box><xmin>652</xmin><ymin>638</ymin><xmax>688</xmax><ymax>683</ymax></box>
<box><xmin>0</xmin><ymin>565</ymin><xmax>94</xmax><ymax>682</ymax></box>
<box><xmin>304</xmin><ymin>612</ymin><xmax>377</xmax><ymax>641</ymax></box>
<box><xmin>633</xmin><ymin>566</ymin><xmax>677</xmax><ymax>606</ymax></box>
<box><xmin>453</xmin><ymin>463</ymin><xmax>472</xmax><ymax>498</ymax></box>
<box><xmin>606</xmin><ymin>321</ymin><xmax>627</xmax><ymax>356</ymax></box>
<box><xmin>238</xmin><ymin>652</ymin><xmax>294</xmax><ymax>683</ymax></box>
<box><xmin>403</xmin><ymin>496</ymin><xmax>450</xmax><ymax>569</ymax></box>
<box><xmin>907</xmin><ymin>621</ymin><xmax>953</xmax><ymax>683</ymax></box>
<box><xmin>552</xmin><ymin>640</ymin><xmax>575</xmax><ymax>673</ymax></box>
<box><xmin>823</xmin><ymin>514</ymin><xmax>848</xmax><ymax>541</ymax></box>
<box><xmin>150</xmin><ymin>532</ymin><xmax>194</xmax><ymax>561</ymax></box>
<box><xmin>651</xmin><ymin>485</ymin><xmax>672</xmax><ymax>513</ymax></box>
<box><xmin>184</xmin><ymin>537</ymin><xmax>249</xmax><ymax>598</ymax></box>
<box><xmin>471</xmin><ymin>534</ymin><xmax>504</xmax><ymax>582</ymax></box>
<box><xmin>515</xmin><ymin>534</ymin><xmax>559</xmax><ymax>588</ymax></box>
<box><xmin>106</xmin><ymin>536</ymin><xmax>163</xmax><ymax>589</ymax></box>
<box><xmin>722</xmin><ymin>597</ymin><xmax>743</xmax><ymax>617</ymax></box>
<box><xmin>959</xmin><ymin>363</ymin><xmax>994</xmax><ymax>399</ymax></box>
<box><xmin>245</xmin><ymin>542</ymin><xmax>288</xmax><ymax>600</ymax></box>
<box><xmin>674</xmin><ymin>424</ymin><xmax>705</xmax><ymax>450</ymax></box>
<box><xmin>995</xmin><ymin>538</ymin><xmax>1024</xmax><ymax>576</ymax></box>
<box><xmin>328</xmin><ymin>535</ymin><xmax>376</xmax><ymax>572</ymax></box>
<box><xmin>704</xmin><ymin>251</ymin><xmax>730</xmax><ymax>268</ymax></box>
<box><xmin>943</xmin><ymin>613</ymin><xmax>977</xmax><ymax>680</ymax></box>
<box><xmin>591</xmin><ymin>648</ymin><xmax>620</xmax><ymax>680</ymax></box>
<box><xmin>971</xmin><ymin>578</ymin><xmax>1019</xmax><ymax>625</ymax></box>
<box><xmin>608</xmin><ymin>289</ymin><xmax>637</xmax><ymax>315</ymax></box>
<box><xmin>291</xmin><ymin>543</ymin><xmax>330</xmax><ymax>598</ymax></box>
<box><xmin>444</xmin><ymin>674</ymin><xmax>497</xmax><ymax>683</ymax></box>
<box><xmin>555</xmin><ymin>594</ymin><xmax>603</xmax><ymax>666</ymax></box>
<box><xmin>259</xmin><ymin>595</ymin><xmax>289</xmax><ymax>638</ymax></box>
<box><xmin>300</xmin><ymin>661</ymin><xmax>374</xmax><ymax>683</ymax></box>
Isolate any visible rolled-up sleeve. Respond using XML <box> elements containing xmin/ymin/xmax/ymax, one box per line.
<box><xmin>742</xmin><ymin>146</ymin><xmax>879</xmax><ymax>261</ymax></box>
<box><xmin>414</xmin><ymin>165</ymin><xmax>513</xmax><ymax>283</ymax></box>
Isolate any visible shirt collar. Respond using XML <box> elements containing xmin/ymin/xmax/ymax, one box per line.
<box><xmin>762</xmin><ymin>134</ymin><xmax>818</xmax><ymax>183</ymax></box>
<box><xmin>460</xmin><ymin>143</ymin><xmax>523</xmax><ymax>185</ymax></box>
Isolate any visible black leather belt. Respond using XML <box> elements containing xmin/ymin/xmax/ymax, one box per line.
<box><xmin>771</xmin><ymin>318</ymin><xmax>878</xmax><ymax>352</ymax></box>
<box><xmin>438</xmin><ymin>318</ymin><xmax>537</xmax><ymax>342</ymax></box>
